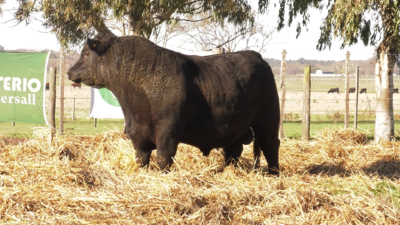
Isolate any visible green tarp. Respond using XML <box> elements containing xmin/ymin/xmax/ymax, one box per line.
<box><xmin>0</xmin><ymin>52</ymin><xmax>50</xmax><ymax>124</ymax></box>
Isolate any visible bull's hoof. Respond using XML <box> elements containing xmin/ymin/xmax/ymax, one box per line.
<box><xmin>268</xmin><ymin>170</ymin><xmax>280</xmax><ymax>176</ymax></box>
<box><xmin>258</xmin><ymin>166</ymin><xmax>280</xmax><ymax>176</ymax></box>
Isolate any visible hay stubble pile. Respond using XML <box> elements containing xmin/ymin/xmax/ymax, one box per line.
<box><xmin>0</xmin><ymin>128</ymin><xmax>399</xmax><ymax>224</ymax></box>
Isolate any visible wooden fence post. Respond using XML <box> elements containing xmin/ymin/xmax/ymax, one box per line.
<box><xmin>71</xmin><ymin>97</ymin><xmax>75</xmax><ymax>121</ymax></box>
<box><xmin>59</xmin><ymin>47</ymin><xmax>65</xmax><ymax>135</ymax></box>
<box><xmin>279</xmin><ymin>49</ymin><xmax>287</xmax><ymax>140</ymax></box>
<box><xmin>49</xmin><ymin>67</ymin><xmax>57</xmax><ymax>144</ymax></box>
<box><xmin>302</xmin><ymin>65</ymin><xmax>311</xmax><ymax>140</ymax></box>
<box><xmin>345</xmin><ymin>51</ymin><xmax>350</xmax><ymax>128</ymax></box>
<box><xmin>354</xmin><ymin>67</ymin><xmax>359</xmax><ymax>129</ymax></box>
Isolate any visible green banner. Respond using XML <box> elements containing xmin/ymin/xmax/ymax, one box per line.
<box><xmin>98</xmin><ymin>88</ymin><xmax>121</xmax><ymax>107</ymax></box>
<box><xmin>0</xmin><ymin>52</ymin><xmax>50</xmax><ymax>124</ymax></box>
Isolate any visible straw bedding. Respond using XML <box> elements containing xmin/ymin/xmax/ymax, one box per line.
<box><xmin>0</xmin><ymin>128</ymin><xmax>399</xmax><ymax>224</ymax></box>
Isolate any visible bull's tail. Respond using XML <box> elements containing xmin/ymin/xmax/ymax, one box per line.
<box><xmin>253</xmin><ymin>135</ymin><xmax>261</xmax><ymax>169</ymax></box>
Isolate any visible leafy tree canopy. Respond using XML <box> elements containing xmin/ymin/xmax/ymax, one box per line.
<box><xmin>9</xmin><ymin>0</ymin><xmax>254</xmax><ymax>47</ymax></box>
<box><xmin>258</xmin><ymin>0</ymin><xmax>400</xmax><ymax>141</ymax></box>
<box><xmin>258</xmin><ymin>0</ymin><xmax>400</xmax><ymax>53</ymax></box>
<box><xmin>0</xmin><ymin>0</ymin><xmax>5</xmax><ymax>13</ymax></box>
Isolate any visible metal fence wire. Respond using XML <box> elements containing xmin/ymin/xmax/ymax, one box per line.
<box><xmin>43</xmin><ymin>52</ymin><xmax>400</xmax><ymax>125</ymax></box>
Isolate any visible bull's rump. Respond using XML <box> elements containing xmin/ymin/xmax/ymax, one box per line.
<box><xmin>178</xmin><ymin>51</ymin><xmax>278</xmax><ymax>147</ymax></box>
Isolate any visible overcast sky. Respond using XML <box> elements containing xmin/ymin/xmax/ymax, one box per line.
<box><xmin>0</xmin><ymin>1</ymin><xmax>377</xmax><ymax>61</ymax></box>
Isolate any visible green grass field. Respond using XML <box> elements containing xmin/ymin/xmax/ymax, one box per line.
<box><xmin>0</xmin><ymin>119</ymin><xmax>125</xmax><ymax>138</ymax></box>
<box><xmin>282</xmin><ymin>76</ymin><xmax>384</xmax><ymax>93</ymax></box>
<box><xmin>0</xmin><ymin>119</ymin><xmax>392</xmax><ymax>139</ymax></box>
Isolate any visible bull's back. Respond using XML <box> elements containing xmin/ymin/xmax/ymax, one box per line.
<box><xmin>193</xmin><ymin>51</ymin><xmax>275</xmax><ymax>112</ymax></box>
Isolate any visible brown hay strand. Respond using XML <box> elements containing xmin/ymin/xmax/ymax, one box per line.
<box><xmin>0</xmin><ymin>128</ymin><xmax>399</xmax><ymax>224</ymax></box>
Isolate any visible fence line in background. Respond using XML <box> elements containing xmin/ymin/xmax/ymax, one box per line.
<box><xmin>345</xmin><ymin>51</ymin><xmax>350</xmax><ymax>128</ymax></box>
<box><xmin>279</xmin><ymin>49</ymin><xmax>286</xmax><ymax>140</ymax></box>
<box><xmin>354</xmin><ymin>67</ymin><xmax>360</xmax><ymax>129</ymax></box>
<box><xmin>72</xmin><ymin>97</ymin><xmax>75</xmax><ymax>121</ymax></box>
<box><xmin>34</xmin><ymin>51</ymin><xmax>399</xmax><ymax>136</ymax></box>
<box><xmin>59</xmin><ymin>48</ymin><xmax>66</xmax><ymax>135</ymax></box>
<box><xmin>49</xmin><ymin>67</ymin><xmax>57</xmax><ymax>144</ymax></box>
<box><xmin>302</xmin><ymin>66</ymin><xmax>311</xmax><ymax>140</ymax></box>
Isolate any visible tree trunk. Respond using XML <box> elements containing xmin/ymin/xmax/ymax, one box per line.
<box><xmin>375</xmin><ymin>44</ymin><xmax>397</xmax><ymax>141</ymax></box>
<box><xmin>375</xmin><ymin>5</ymin><xmax>399</xmax><ymax>142</ymax></box>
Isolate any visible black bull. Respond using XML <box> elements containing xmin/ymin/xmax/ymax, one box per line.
<box><xmin>67</xmin><ymin>34</ymin><xmax>281</xmax><ymax>175</ymax></box>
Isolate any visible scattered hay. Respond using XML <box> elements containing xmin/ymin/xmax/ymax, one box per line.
<box><xmin>314</xmin><ymin>127</ymin><xmax>368</xmax><ymax>145</ymax></box>
<box><xmin>0</xmin><ymin>128</ymin><xmax>399</xmax><ymax>224</ymax></box>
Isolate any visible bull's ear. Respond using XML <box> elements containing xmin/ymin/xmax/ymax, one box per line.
<box><xmin>87</xmin><ymin>39</ymin><xmax>103</xmax><ymax>54</ymax></box>
<box><xmin>87</xmin><ymin>36</ymin><xmax>115</xmax><ymax>55</ymax></box>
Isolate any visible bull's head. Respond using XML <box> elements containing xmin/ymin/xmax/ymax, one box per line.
<box><xmin>67</xmin><ymin>33</ymin><xmax>115</xmax><ymax>89</ymax></box>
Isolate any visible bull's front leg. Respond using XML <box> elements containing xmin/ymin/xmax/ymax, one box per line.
<box><xmin>126</xmin><ymin>130</ymin><xmax>156</xmax><ymax>168</ymax></box>
<box><xmin>135</xmin><ymin>149</ymin><xmax>152</xmax><ymax>167</ymax></box>
<box><xmin>155</xmin><ymin>126</ymin><xmax>180</xmax><ymax>171</ymax></box>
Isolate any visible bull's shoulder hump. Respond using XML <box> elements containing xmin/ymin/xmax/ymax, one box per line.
<box><xmin>182</xmin><ymin>51</ymin><xmax>263</xmax><ymax>63</ymax></box>
<box><xmin>118</xmin><ymin>36</ymin><xmax>184</xmax><ymax>56</ymax></box>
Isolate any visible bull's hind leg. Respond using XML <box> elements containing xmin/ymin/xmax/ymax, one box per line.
<box><xmin>252</xmin><ymin>124</ymin><xmax>280</xmax><ymax>175</ymax></box>
<box><xmin>223</xmin><ymin>140</ymin><xmax>244</xmax><ymax>166</ymax></box>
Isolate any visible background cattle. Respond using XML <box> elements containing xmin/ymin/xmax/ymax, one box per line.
<box><xmin>328</xmin><ymin>87</ymin><xmax>339</xmax><ymax>94</ymax></box>
<box><xmin>360</xmin><ymin>88</ymin><xmax>367</xmax><ymax>94</ymax></box>
<box><xmin>71</xmin><ymin>83</ymin><xmax>81</xmax><ymax>89</ymax></box>
<box><xmin>394</xmin><ymin>88</ymin><xmax>398</xmax><ymax>94</ymax></box>
<box><xmin>349</xmin><ymin>87</ymin><xmax>355</xmax><ymax>93</ymax></box>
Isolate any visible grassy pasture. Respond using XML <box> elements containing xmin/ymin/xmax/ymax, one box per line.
<box><xmin>285</xmin><ymin>76</ymin><xmax>379</xmax><ymax>93</ymax></box>
<box><xmin>0</xmin><ymin>119</ymin><xmax>125</xmax><ymax>137</ymax></box>
<box><xmin>0</xmin><ymin>128</ymin><xmax>399</xmax><ymax>224</ymax></box>
<box><xmin>0</xmin><ymin>119</ymin><xmax>379</xmax><ymax>139</ymax></box>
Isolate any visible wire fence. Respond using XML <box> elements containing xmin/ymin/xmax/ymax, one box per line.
<box><xmin>45</xmin><ymin>87</ymin><xmax>399</xmax><ymax>127</ymax></box>
<box><xmin>276</xmin><ymin>78</ymin><xmax>400</xmax><ymax>123</ymax></box>
<box><xmin>273</xmin><ymin>51</ymin><xmax>400</xmax><ymax>126</ymax></box>
<box><xmin>40</xmin><ymin>51</ymin><xmax>400</xmax><ymax>128</ymax></box>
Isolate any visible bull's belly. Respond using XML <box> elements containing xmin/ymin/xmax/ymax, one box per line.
<box><xmin>180</xmin><ymin>123</ymin><xmax>249</xmax><ymax>149</ymax></box>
